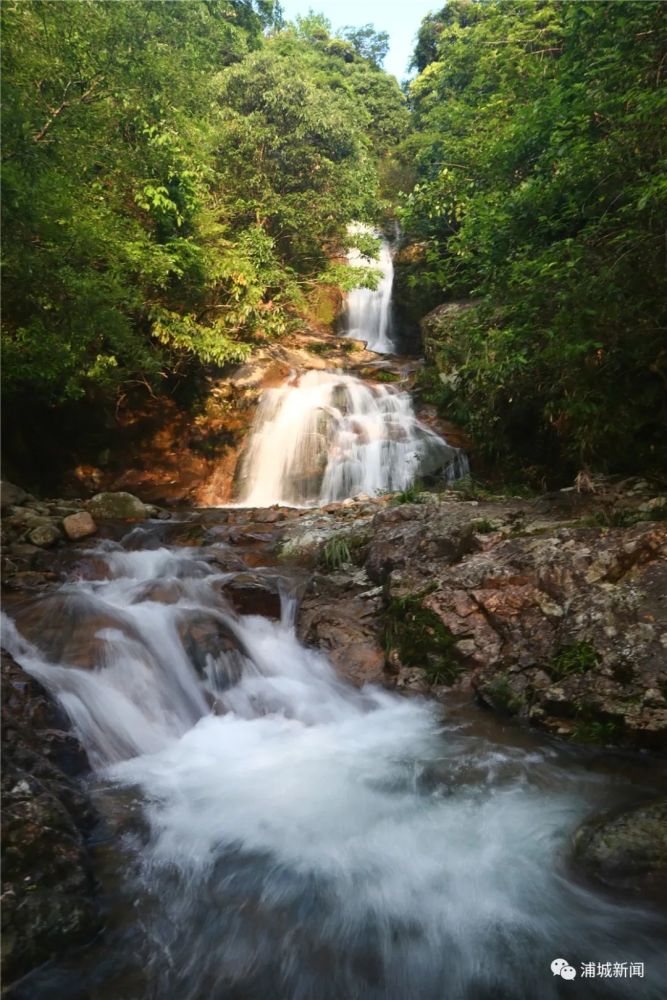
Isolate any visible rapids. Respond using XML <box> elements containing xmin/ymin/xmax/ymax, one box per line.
<box><xmin>2</xmin><ymin>528</ymin><xmax>666</xmax><ymax>999</ymax></box>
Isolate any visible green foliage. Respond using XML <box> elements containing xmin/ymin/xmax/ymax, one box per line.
<box><xmin>383</xmin><ymin>585</ymin><xmax>463</xmax><ymax>685</ymax></box>
<box><xmin>1</xmin><ymin>2</ymin><xmax>404</xmax><ymax>411</ymax></box>
<box><xmin>320</xmin><ymin>531</ymin><xmax>370</xmax><ymax>570</ymax></box>
<box><xmin>582</xmin><ymin>504</ymin><xmax>667</xmax><ymax>529</ymax></box>
<box><xmin>549</xmin><ymin>642</ymin><xmax>600</xmax><ymax>681</ymax></box>
<box><xmin>583</xmin><ymin>508</ymin><xmax>642</xmax><ymax>529</ymax></box>
<box><xmin>471</xmin><ymin>518</ymin><xmax>496</xmax><ymax>535</ymax></box>
<box><xmin>321</xmin><ymin>537</ymin><xmax>352</xmax><ymax>571</ymax></box>
<box><xmin>570</xmin><ymin>718</ymin><xmax>623</xmax><ymax>746</ymax></box>
<box><xmin>391</xmin><ymin>480</ymin><xmax>425</xmax><ymax>505</ymax></box>
<box><xmin>404</xmin><ymin>1</ymin><xmax>667</xmax><ymax>477</ymax></box>
<box><xmin>482</xmin><ymin>674</ymin><xmax>525</xmax><ymax>715</ymax></box>
<box><xmin>340</xmin><ymin>25</ymin><xmax>390</xmax><ymax>69</ymax></box>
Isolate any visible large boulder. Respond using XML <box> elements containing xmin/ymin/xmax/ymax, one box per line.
<box><xmin>298</xmin><ymin>583</ymin><xmax>386</xmax><ymax>688</ymax></box>
<box><xmin>221</xmin><ymin>572</ymin><xmax>283</xmax><ymax>619</ymax></box>
<box><xmin>1</xmin><ymin>651</ymin><xmax>99</xmax><ymax>985</ymax></box>
<box><xmin>87</xmin><ymin>491</ymin><xmax>149</xmax><ymax>521</ymax></box>
<box><xmin>362</xmin><ymin>496</ymin><xmax>667</xmax><ymax>749</ymax></box>
<box><xmin>0</xmin><ymin>480</ymin><xmax>27</xmax><ymax>510</ymax></box>
<box><xmin>573</xmin><ymin>799</ymin><xmax>667</xmax><ymax>897</ymax></box>
<box><xmin>420</xmin><ymin>300</ymin><xmax>477</xmax><ymax>361</ymax></box>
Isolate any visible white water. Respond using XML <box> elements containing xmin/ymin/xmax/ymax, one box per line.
<box><xmin>2</xmin><ymin>533</ymin><xmax>666</xmax><ymax>998</ymax></box>
<box><xmin>344</xmin><ymin>225</ymin><xmax>395</xmax><ymax>353</ymax></box>
<box><xmin>236</xmin><ymin>370</ymin><xmax>467</xmax><ymax>507</ymax></box>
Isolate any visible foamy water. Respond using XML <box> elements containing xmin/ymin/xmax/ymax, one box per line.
<box><xmin>2</xmin><ymin>535</ymin><xmax>665</xmax><ymax>998</ymax></box>
<box><xmin>236</xmin><ymin>370</ymin><xmax>467</xmax><ymax>507</ymax></box>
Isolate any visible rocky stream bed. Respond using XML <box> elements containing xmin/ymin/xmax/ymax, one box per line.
<box><xmin>1</xmin><ymin>477</ymin><xmax>666</xmax><ymax>993</ymax></box>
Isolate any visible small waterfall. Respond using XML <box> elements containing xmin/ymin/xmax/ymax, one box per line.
<box><xmin>343</xmin><ymin>224</ymin><xmax>396</xmax><ymax>354</ymax></box>
<box><xmin>235</xmin><ymin>370</ymin><xmax>466</xmax><ymax>507</ymax></box>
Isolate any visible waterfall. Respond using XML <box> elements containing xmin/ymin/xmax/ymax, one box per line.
<box><xmin>343</xmin><ymin>224</ymin><xmax>396</xmax><ymax>353</ymax></box>
<box><xmin>235</xmin><ymin>370</ymin><xmax>466</xmax><ymax>507</ymax></box>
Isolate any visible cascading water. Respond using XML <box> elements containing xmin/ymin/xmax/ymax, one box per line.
<box><xmin>3</xmin><ymin>224</ymin><xmax>663</xmax><ymax>1000</ymax></box>
<box><xmin>343</xmin><ymin>224</ymin><xmax>396</xmax><ymax>353</ymax></box>
<box><xmin>235</xmin><ymin>370</ymin><xmax>468</xmax><ymax>507</ymax></box>
<box><xmin>2</xmin><ymin>523</ymin><xmax>666</xmax><ymax>999</ymax></box>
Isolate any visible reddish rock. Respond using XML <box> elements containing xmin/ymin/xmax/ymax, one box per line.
<box><xmin>62</xmin><ymin>511</ymin><xmax>97</xmax><ymax>541</ymax></box>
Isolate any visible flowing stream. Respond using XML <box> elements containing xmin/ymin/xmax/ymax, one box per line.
<box><xmin>2</xmin><ymin>243</ymin><xmax>666</xmax><ymax>999</ymax></box>
<box><xmin>2</xmin><ymin>529</ymin><xmax>666</xmax><ymax>999</ymax></box>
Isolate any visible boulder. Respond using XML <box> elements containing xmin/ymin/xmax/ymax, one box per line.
<box><xmin>178</xmin><ymin>612</ymin><xmax>248</xmax><ymax>686</ymax></box>
<box><xmin>420</xmin><ymin>300</ymin><xmax>478</xmax><ymax>361</ymax></box>
<box><xmin>298</xmin><ymin>571</ymin><xmax>387</xmax><ymax>688</ymax></box>
<box><xmin>1</xmin><ymin>651</ymin><xmax>99</xmax><ymax>985</ymax></box>
<box><xmin>358</xmin><ymin>496</ymin><xmax>667</xmax><ymax>749</ymax></box>
<box><xmin>222</xmin><ymin>572</ymin><xmax>283</xmax><ymax>619</ymax></box>
<box><xmin>87</xmin><ymin>491</ymin><xmax>148</xmax><ymax>521</ymax></box>
<box><xmin>573</xmin><ymin>799</ymin><xmax>667</xmax><ymax>897</ymax></box>
<box><xmin>0</xmin><ymin>480</ymin><xmax>27</xmax><ymax>509</ymax></box>
<box><xmin>28</xmin><ymin>522</ymin><xmax>61</xmax><ymax>548</ymax></box>
<box><xmin>62</xmin><ymin>511</ymin><xmax>97</xmax><ymax>541</ymax></box>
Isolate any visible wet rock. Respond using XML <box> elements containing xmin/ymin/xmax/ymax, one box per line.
<box><xmin>11</xmin><ymin>594</ymin><xmax>141</xmax><ymax>669</ymax></box>
<box><xmin>2</xmin><ymin>570</ymin><xmax>55</xmax><ymax>592</ymax></box>
<box><xmin>1</xmin><ymin>651</ymin><xmax>99</xmax><ymax>985</ymax></box>
<box><xmin>298</xmin><ymin>571</ymin><xmax>387</xmax><ymax>688</ymax></box>
<box><xmin>178</xmin><ymin>612</ymin><xmax>247</xmax><ymax>684</ymax></box>
<box><xmin>221</xmin><ymin>572</ymin><xmax>283</xmax><ymax>619</ymax></box>
<box><xmin>0</xmin><ymin>480</ymin><xmax>27</xmax><ymax>509</ymax></box>
<box><xmin>62</xmin><ymin>511</ymin><xmax>97</xmax><ymax>540</ymax></box>
<box><xmin>573</xmin><ymin>799</ymin><xmax>667</xmax><ymax>898</ymax></box>
<box><xmin>27</xmin><ymin>522</ymin><xmax>61</xmax><ymax>548</ymax></box>
<box><xmin>87</xmin><ymin>491</ymin><xmax>148</xmax><ymax>521</ymax></box>
<box><xmin>7</xmin><ymin>543</ymin><xmax>42</xmax><ymax>561</ymax></box>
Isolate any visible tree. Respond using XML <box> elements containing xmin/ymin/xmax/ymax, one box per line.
<box><xmin>341</xmin><ymin>24</ymin><xmax>390</xmax><ymax>69</ymax></box>
<box><xmin>402</xmin><ymin>0</ymin><xmax>667</xmax><ymax>477</ymax></box>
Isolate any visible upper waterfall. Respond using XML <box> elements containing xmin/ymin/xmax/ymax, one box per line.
<box><xmin>343</xmin><ymin>223</ymin><xmax>396</xmax><ymax>354</ymax></box>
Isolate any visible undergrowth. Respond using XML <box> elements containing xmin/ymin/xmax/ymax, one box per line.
<box><xmin>382</xmin><ymin>584</ymin><xmax>464</xmax><ymax>685</ymax></box>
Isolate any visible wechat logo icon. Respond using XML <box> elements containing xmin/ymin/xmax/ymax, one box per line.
<box><xmin>551</xmin><ymin>958</ymin><xmax>577</xmax><ymax>980</ymax></box>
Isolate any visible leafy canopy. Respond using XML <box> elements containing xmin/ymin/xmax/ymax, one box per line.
<box><xmin>400</xmin><ymin>0</ymin><xmax>667</xmax><ymax>477</ymax></box>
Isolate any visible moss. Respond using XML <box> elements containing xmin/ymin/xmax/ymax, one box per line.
<box><xmin>382</xmin><ymin>585</ymin><xmax>464</xmax><ymax>685</ymax></box>
<box><xmin>308</xmin><ymin>341</ymin><xmax>334</xmax><ymax>356</ymax></box>
<box><xmin>373</xmin><ymin>370</ymin><xmax>400</xmax><ymax>384</ymax></box>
